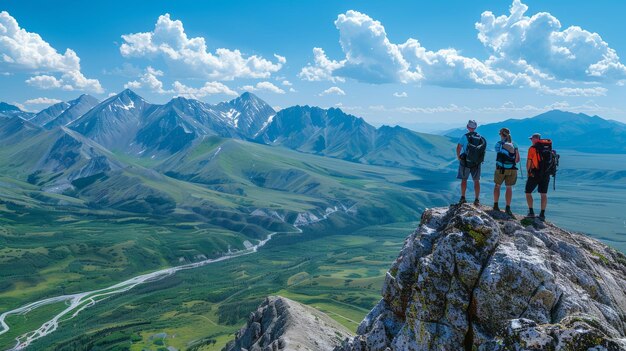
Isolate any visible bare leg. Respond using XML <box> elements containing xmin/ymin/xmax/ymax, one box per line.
<box><xmin>505</xmin><ymin>186</ymin><xmax>513</xmax><ymax>206</ymax></box>
<box><xmin>540</xmin><ymin>193</ymin><xmax>547</xmax><ymax>210</ymax></box>
<box><xmin>461</xmin><ymin>179</ymin><xmax>467</xmax><ymax>197</ymax></box>
<box><xmin>474</xmin><ymin>180</ymin><xmax>480</xmax><ymax>200</ymax></box>
<box><xmin>526</xmin><ymin>193</ymin><xmax>533</xmax><ymax>209</ymax></box>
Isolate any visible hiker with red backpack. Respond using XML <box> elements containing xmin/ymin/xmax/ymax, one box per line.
<box><xmin>525</xmin><ymin>133</ymin><xmax>559</xmax><ymax>221</ymax></box>
<box><xmin>456</xmin><ymin>120</ymin><xmax>487</xmax><ymax>205</ymax></box>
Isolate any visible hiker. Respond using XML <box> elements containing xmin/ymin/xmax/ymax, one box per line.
<box><xmin>493</xmin><ymin>128</ymin><xmax>520</xmax><ymax>216</ymax></box>
<box><xmin>525</xmin><ymin>133</ymin><xmax>558</xmax><ymax>221</ymax></box>
<box><xmin>456</xmin><ymin>120</ymin><xmax>487</xmax><ymax>205</ymax></box>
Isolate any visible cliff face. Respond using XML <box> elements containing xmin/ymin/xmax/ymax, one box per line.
<box><xmin>223</xmin><ymin>296</ymin><xmax>352</xmax><ymax>351</ymax></box>
<box><xmin>338</xmin><ymin>205</ymin><xmax>626</xmax><ymax>351</ymax></box>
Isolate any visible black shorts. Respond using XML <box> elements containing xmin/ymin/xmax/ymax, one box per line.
<box><xmin>525</xmin><ymin>175</ymin><xmax>550</xmax><ymax>194</ymax></box>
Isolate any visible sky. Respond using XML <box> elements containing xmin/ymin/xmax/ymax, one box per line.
<box><xmin>2</xmin><ymin>0</ymin><xmax>626</xmax><ymax>131</ymax></box>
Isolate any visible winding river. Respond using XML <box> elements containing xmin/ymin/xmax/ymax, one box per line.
<box><xmin>0</xmin><ymin>228</ymin><xmax>298</xmax><ymax>350</ymax></box>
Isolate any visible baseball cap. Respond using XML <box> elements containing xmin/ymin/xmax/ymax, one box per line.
<box><xmin>467</xmin><ymin>120</ymin><xmax>478</xmax><ymax>129</ymax></box>
<box><xmin>528</xmin><ymin>133</ymin><xmax>541</xmax><ymax>140</ymax></box>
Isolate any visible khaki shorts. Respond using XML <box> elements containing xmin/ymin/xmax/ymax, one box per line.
<box><xmin>494</xmin><ymin>168</ymin><xmax>518</xmax><ymax>186</ymax></box>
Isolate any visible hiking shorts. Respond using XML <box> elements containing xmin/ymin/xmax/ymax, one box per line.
<box><xmin>494</xmin><ymin>168</ymin><xmax>517</xmax><ymax>186</ymax></box>
<box><xmin>525</xmin><ymin>175</ymin><xmax>550</xmax><ymax>194</ymax></box>
<box><xmin>457</xmin><ymin>163</ymin><xmax>481</xmax><ymax>181</ymax></box>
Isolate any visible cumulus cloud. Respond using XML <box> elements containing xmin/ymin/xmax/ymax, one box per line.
<box><xmin>25</xmin><ymin>75</ymin><xmax>63</xmax><ymax>89</ymax></box>
<box><xmin>120</xmin><ymin>14</ymin><xmax>285</xmax><ymax>80</ymax></box>
<box><xmin>242</xmin><ymin>81</ymin><xmax>285</xmax><ymax>94</ymax></box>
<box><xmin>281</xmin><ymin>80</ymin><xmax>292</xmax><ymax>86</ymax></box>
<box><xmin>319</xmin><ymin>86</ymin><xmax>346</xmax><ymax>96</ymax></box>
<box><xmin>125</xmin><ymin>66</ymin><xmax>237</xmax><ymax>98</ymax></box>
<box><xmin>332</xmin><ymin>11</ymin><xmax>421</xmax><ymax>84</ymax></box>
<box><xmin>24</xmin><ymin>97</ymin><xmax>62</xmax><ymax>105</ymax></box>
<box><xmin>299</xmin><ymin>48</ymin><xmax>345</xmax><ymax>82</ymax></box>
<box><xmin>393</xmin><ymin>92</ymin><xmax>407</xmax><ymax>98</ymax></box>
<box><xmin>0</xmin><ymin>11</ymin><xmax>103</xmax><ymax>93</ymax></box>
<box><xmin>476</xmin><ymin>0</ymin><xmax>626</xmax><ymax>82</ymax></box>
<box><xmin>124</xmin><ymin>66</ymin><xmax>167</xmax><ymax>93</ymax></box>
<box><xmin>172</xmin><ymin>81</ymin><xmax>238</xmax><ymax>99</ymax></box>
<box><xmin>301</xmin><ymin>2</ymin><xmax>625</xmax><ymax>95</ymax></box>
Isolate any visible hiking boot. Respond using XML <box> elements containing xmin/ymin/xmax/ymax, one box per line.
<box><xmin>505</xmin><ymin>206</ymin><xmax>514</xmax><ymax>216</ymax></box>
<box><xmin>473</xmin><ymin>198</ymin><xmax>480</xmax><ymax>206</ymax></box>
<box><xmin>526</xmin><ymin>209</ymin><xmax>535</xmax><ymax>218</ymax></box>
<box><xmin>493</xmin><ymin>203</ymin><xmax>500</xmax><ymax>211</ymax></box>
<box><xmin>458</xmin><ymin>197</ymin><xmax>466</xmax><ymax>205</ymax></box>
<box><xmin>538</xmin><ymin>210</ymin><xmax>546</xmax><ymax>221</ymax></box>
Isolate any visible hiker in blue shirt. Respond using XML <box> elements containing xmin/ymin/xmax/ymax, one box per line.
<box><xmin>493</xmin><ymin>128</ymin><xmax>520</xmax><ymax>216</ymax></box>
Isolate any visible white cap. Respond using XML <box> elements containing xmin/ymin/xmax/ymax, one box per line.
<box><xmin>467</xmin><ymin>120</ymin><xmax>477</xmax><ymax>129</ymax></box>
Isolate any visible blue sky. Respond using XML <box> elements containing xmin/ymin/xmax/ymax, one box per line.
<box><xmin>2</xmin><ymin>0</ymin><xmax>626</xmax><ymax>130</ymax></box>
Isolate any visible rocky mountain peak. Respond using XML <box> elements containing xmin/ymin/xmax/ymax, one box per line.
<box><xmin>223</xmin><ymin>296</ymin><xmax>352</xmax><ymax>351</ymax></box>
<box><xmin>336</xmin><ymin>204</ymin><xmax>626</xmax><ymax>350</ymax></box>
<box><xmin>0</xmin><ymin>102</ymin><xmax>21</xmax><ymax>112</ymax></box>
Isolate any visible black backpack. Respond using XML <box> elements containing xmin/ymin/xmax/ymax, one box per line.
<box><xmin>496</xmin><ymin>141</ymin><xmax>517</xmax><ymax>168</ymax></box>
<box><xmin>463</xmin><ymin>132</ymin><xmax>487</xmax><ymax>168</ymax></box>
<box><xmin>534</xmin><ymin>139</ymin><xmax>560</xmax><ymax>189</ymax></box>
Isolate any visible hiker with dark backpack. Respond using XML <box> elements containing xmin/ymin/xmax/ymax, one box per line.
<box><xmin>525</xmin><ymin>133</ymin><xmax>560</xmax><ymax>221</ymax></box>
<box><xmin>493</xmin><ymin>128</ymin><xmax>520</xmax><ymax>216</ymax></box>
<box><xmin>456</xmin><ymin>120</ymin><xmax>487</xmax><ymax>205</ymax></box>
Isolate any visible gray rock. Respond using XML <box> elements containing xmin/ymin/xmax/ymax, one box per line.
<box><xmin>337</xmin><ymin>205</ymin><xmax>626</xmax><ymax>351</ymax></box>
<box><xmin>223</xmin><ymin>296</ymin><xmax>352</xmax><ymax>351</ymax></box>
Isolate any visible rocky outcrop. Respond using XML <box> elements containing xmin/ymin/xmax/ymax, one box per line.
<box><xmin>223</xmin><ymin>296</ymin><xmax>352</xmax><ymax>351</ymax></box>
<box><xmin>337</xmin><ymin>204</ymin><xmax>626</xmax><ymax>350</ymax></box>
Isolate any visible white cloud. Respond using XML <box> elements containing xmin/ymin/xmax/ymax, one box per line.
<box><xmin>301</xmin><ymin>3</ymin><xmax>625</xmax><ymax>95</ymax></box>
<box><xmin>124</xmin><ymin>66</ymin><xmax>167</xmax><ymax>93</ymax></box>
<box><xmin>369</xmin><ymin>100</ymin><xmax>620</xmax><ymax>115</ymax></box>
<box><xmin>0</xmin><ymin>11</ymin><xmax>103</xmax><ymax>93</ymax></box>
<box><xmin>172</xmin><ymin>81</ymin><xmax>238</xmax><ymax>99</ymax></box>
<box><xmin>281</xmin><ymin>80</ymin><xmax>292</xmax><ymax>86</ymax></box>
<box><xmin>24</xmin><ymin>97</ymin><xmax>62</xmax><ymax>105</ymax></box>
<box><xmin>476</xmin><ymin>0</ymin><xmax>626</xmax><ymax>82</ymax></box>
<box><xmin>124</xmin><ymin>66</ymin><xmax>238</xmax><ymax>98</ymax></box>
<box><xmin>124</xmin><ymin>80</ymin><xmax>142</xmax><ymax>89</ymax></box>
<box><xmin>539</xmin><ymin>86</ymin><xmax>607</xmax><ymax>97</ymax></box>
<box><xmin>319</xmin><ymin>86</ymin><xmax>346</xmax><ymax>96</ymax></box>
<box><xmin>299</xmin><ymin>48</ymin><xmax>345</xmax><ymax>82</ymax></box>
<box><xmin>25</xmin><ymin>75</ymin><xmax>63</xmax><ymax>89</ymax></box>
<box><xmin>120</xmin><ymin>14</ymin><xmax>285</xmax><ymax>80</ymax></box>
<box><xmin>242</xmin><ymin>81</ymin><xmax>285</xmax><ymax>94</ymax></box>
<box><xmin>332</xmin><ymin>11</ymin><xmax>421</xmax><ymax>84</ymax></box>
<box><xmin>393</xmin><ymin>92</ymin><xmax>407</xmax><ymax>98</ymax></box>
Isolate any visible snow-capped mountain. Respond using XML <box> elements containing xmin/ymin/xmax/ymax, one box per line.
<box><xmin>29</xmin><ymin>101</ymin><xmax>71</xmax><ymax>126</ymax></box>
<box><xmin>69</xmin><ymin>89</ymin><xmax>153</xmax><ymax>151</ymax></box>
<box><xmin>0</xmin><ymin>102</ymin><xmax>34</xmax><ymax>120</ymax></box>
<box><xmin>44</xmin><ymin>94</ymin><xmax>100</xmax><ymax>129</ymax></box>
<box><xmin>254</xmin><ymin>105</ymin><xmax>453</xmax><ymax>169</ymax></box>
<box><xmin>216</xmin><ymin>92</ymin><xmax>275</xmax><ymax>138</ymax></box>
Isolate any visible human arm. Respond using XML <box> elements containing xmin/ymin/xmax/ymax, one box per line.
<box><xmin>515</xmin><ymin>148</ymin><xmax>521</xmax><ymax>163</ymax></box>
<box><xmin>456</xmin><ymin>144</ymin><xmax>462</xmax><ymax>160</ymax></box>
<box><xmin>526</xmin><ymin>147</ymin><xmax>533</xmax><ymax>175</ymax></box>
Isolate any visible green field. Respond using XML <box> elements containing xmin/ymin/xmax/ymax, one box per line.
<box><xmin>0</xmin><ymin>222</ymin><xmax>416</xmax><ymax>350</ymax></box>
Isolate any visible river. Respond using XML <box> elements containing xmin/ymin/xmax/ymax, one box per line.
<box><xmin>0</xmin><ymin>228</ymin><xmax>296</xmax><ymax>350</ymax></box>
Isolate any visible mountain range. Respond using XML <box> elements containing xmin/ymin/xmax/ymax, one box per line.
<box><xmin>2</xmin><ymin>90</ymin><xmax>454</xmax><ymax>167</ymax></box>
<box><xmin>445</xmin><ymin>110</ymin><xmax>626</xmax><ymax>153</ymax></box>
<box><xmin>0</xmin><ymin>90</ymin><xmax>460</xmax><ymax>237</ymax></box>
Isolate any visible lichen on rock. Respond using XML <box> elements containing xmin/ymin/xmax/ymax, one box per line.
<box><xmin>337</xmin><ymin>204</ymin><xmax>626</xmax><ymax>351</ymax></box>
